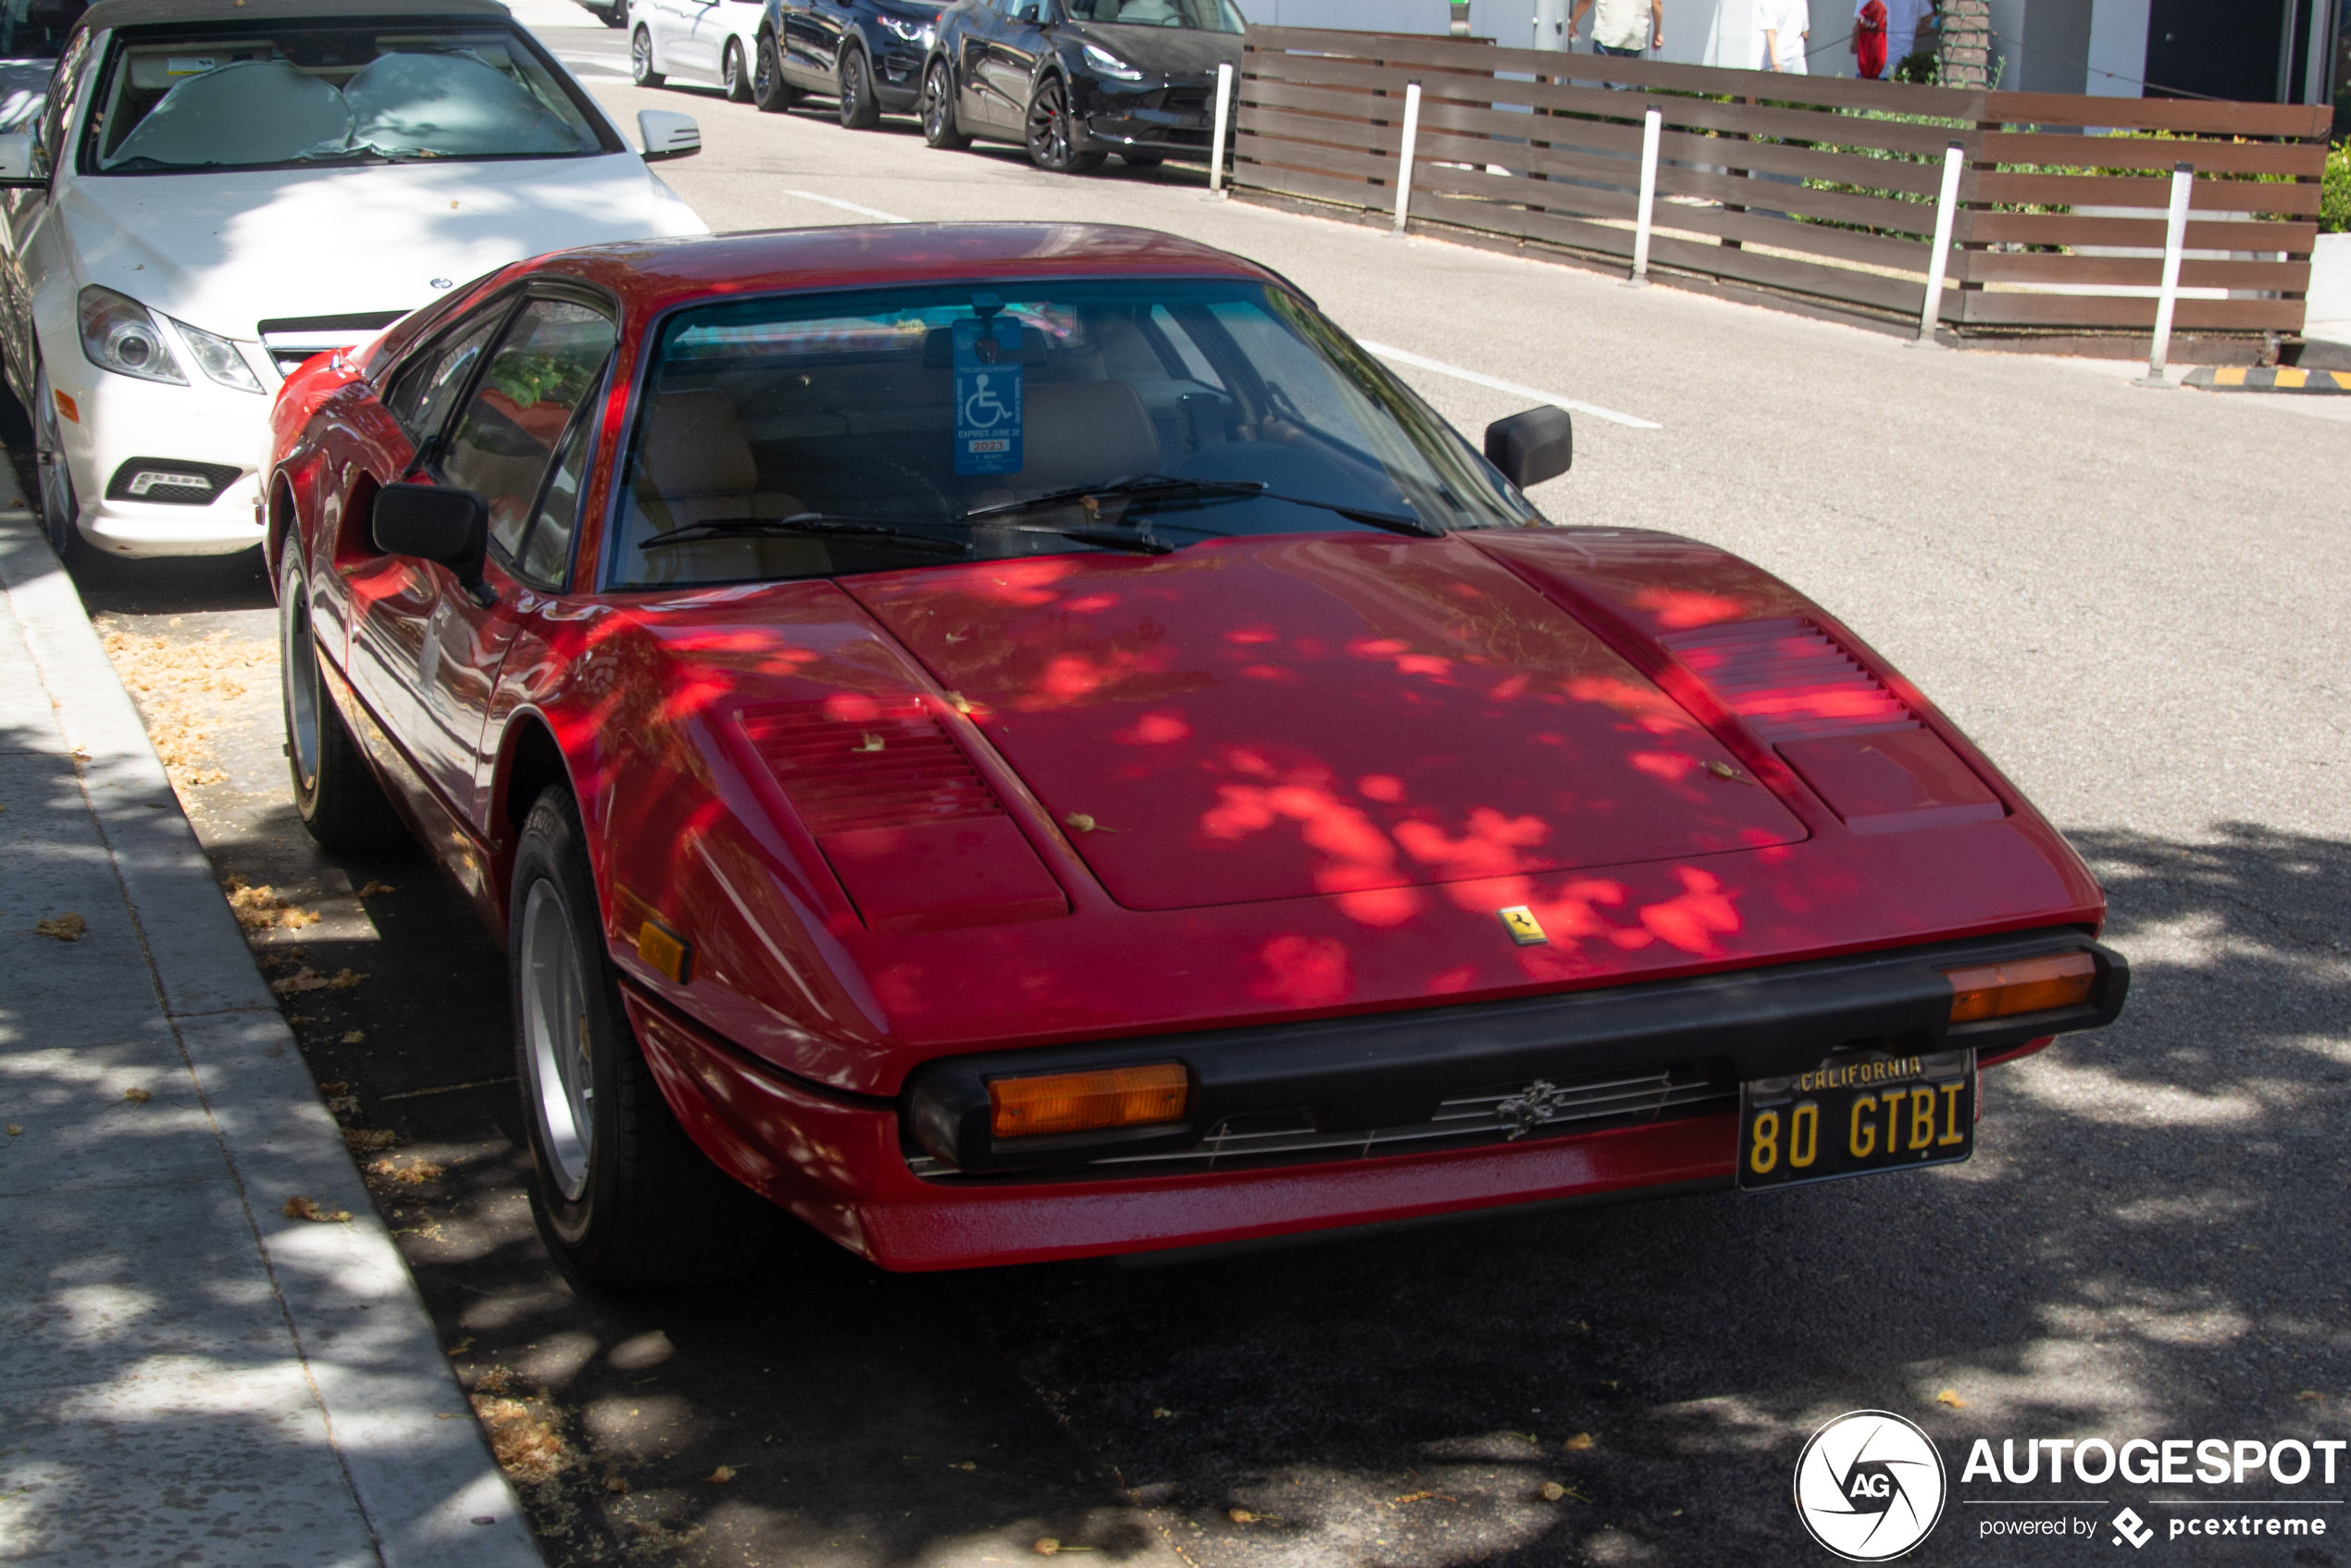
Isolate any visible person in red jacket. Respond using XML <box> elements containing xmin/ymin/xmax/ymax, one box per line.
<box><xmin>1852</xmin><ymin>0</ymin><xmax>1890</xmax><ymax>78</ymax></box>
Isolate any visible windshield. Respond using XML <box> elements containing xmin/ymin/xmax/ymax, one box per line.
<box><xmin>1061</xmin><ymin>0</ymin><xmax>1244</xmax><ymax>31</ymax></box>
<box><xmin>608</xmin><ymin>279</ymin><xmax>1534</xmax><ymax>590</ymax></box>
<box><xmin>0</xmin><ymin>0</ymin><xmax>81</xmax><ymax>62</ymax></box>
<box><xmin>85</xmin><ymin>25</ymin><xmax>607</xmax><ymax>173</ymax></box>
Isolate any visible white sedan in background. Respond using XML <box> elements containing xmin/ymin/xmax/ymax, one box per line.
<box><xmin>628</xmin><ymin>0</ymin><xmax>763</xmax><ymax>101</ymax></box>
<box><xmin>0</xmin><ymin>0</ymin><xmax>709</xmax><ymax>560</ymax></box>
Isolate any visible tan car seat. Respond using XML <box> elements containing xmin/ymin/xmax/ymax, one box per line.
<box><xmin>631</xmin><ymin>389</ymin><xmax>815</xmax><ymax>583</ymax></box>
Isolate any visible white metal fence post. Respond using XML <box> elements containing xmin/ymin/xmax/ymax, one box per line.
<box><xmin>1911</xmin><ymin>141</ymin><xmax>1966</xmax><ymax>348</ymax></box>
<box><xmin>2135</xmin><ymin>160</ymin><xmax>2196</xmax><ymax>387</ymax></box>
<box><xmin>1390</xmin><ymin>81</ymin><xmax>1424</xmax><ymax>236</ymax></box>
<box><xmin>1207</xmin><ymin>61</ymin><xmax>1235</xmax><ymax>200</ymax></box>
<box><xmin>1626</xmin><ymin>104</ymin><xmax>1661</xmax><ymax>287</ymax></box>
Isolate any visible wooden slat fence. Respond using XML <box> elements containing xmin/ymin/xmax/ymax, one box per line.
<box><xmin>1231</xmin><ymin>27</ymin><xmax>2334</xmax><ymax>342</ymax></box>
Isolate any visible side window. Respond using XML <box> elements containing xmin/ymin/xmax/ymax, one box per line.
<box><xmin>38</xmin><ymin>29</ymin><xmax>90</xmax><ymax>176</ymax></box>
<box><xmin>517</xmin><ymin>392</ymin><xmax>600</xmax><ymax>589</ymax></box>
<box><xmin>383</xmin><ymin>309</ymin><xmax>508</xmax><ymax>448</ymax></box>
<box><xmin>438</xmin><ymin>297</ymin><xmax>616</xmax><ymax>574</ymax></box>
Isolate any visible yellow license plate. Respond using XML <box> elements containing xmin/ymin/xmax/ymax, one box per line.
<box><xmin>1737</xmin><ymin>1049</ymin><xmax>1973</xmax><ymax>1191</ymax></box>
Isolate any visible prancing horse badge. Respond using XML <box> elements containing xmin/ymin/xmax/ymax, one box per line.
<box><xmin>1497</xmin><ymin>906</ymin><xmax>1549</xmax><ymax>946</ymax></box>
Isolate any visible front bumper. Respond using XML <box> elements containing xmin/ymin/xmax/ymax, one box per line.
<box><xmin>628</xmin><ymin>927</ymin><xmax>2126</xmax><ymax>1270</ymax></box>
<box><xmin>47</xmin><ymin>346</ymin><xmax>270</xmax><ymax>558</ymax></box>
<box><xmin>1076</xmin><ymin>79</ymin><xmax>1214</xmax><ymax>156</ymax></box>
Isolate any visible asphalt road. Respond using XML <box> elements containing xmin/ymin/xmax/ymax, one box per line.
<box><xmin>28</xmin><ymin>19</ymin><xmax>2351</xmax><ymax>1564</ymax></box>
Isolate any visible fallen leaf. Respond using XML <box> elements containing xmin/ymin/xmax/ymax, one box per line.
<box><xmin>1064</xmin><ymin>813</ymin><xmax>1098</xmax><ymax>833</ymax></box>
<box><xmin>342</xmin><ymin>1127</ymin><xmax>398</xmax><ymax>1152</ymax></box>
<box><xmin>122</xmin><ymin>1087</ymin><xmax>152</xmax><ymax>1103</ymax></box>
<box><xmin>356</xmin><ymin>880</ymin><xmax>397</xmax><ymax>897</ymax></box>
<box><xmin>856</xmin><ymin>732</ymin><xmax>886</xmax><ymax>753</ymax></box>
<box><xmin>949</xmin><ymin>1461</ymin><xmax>976</xmax><ymax>1471</ymax></box>
<box><xmin>1151</xmin><ymin>1407</ymin><xmax>1174</xmax><ymax>1419</ymax></box>
<box><xmin>476</xmin><ymin>1368</ymin><xmax>513</xmax><ymax>1395</ymax></box>
<box><xmin>369</xmin><ymin>1156</ymin><xmax>444</xmax><ymax>1186</ymax></box>
<box><xmin>341</xmin><ymin>1030</ymin><xmax>366</xmax><ymax>1045</ymax></box>
<box><xmin>1564</xmin><ymin>1433</ymin><xmax>1596</xmax><ymax>1451</ymax></box>
<box><xmin>474</xmin><ymin>1395</ymin><xmax>567</xmax><ymax>1483</ymax></box>
<box><xmin>1227</xmin><ymin>1509</ymin><xmax>1256</xmax><ymax>1524</ymax></box>
<box><xmin>319</xmin><ymin>1081</ymin><xmax>351</xmax><ymax>1095</ymax></box>
<box><xmin>604</xmin><ymin>1473</ymin><xmax>630</xmax><ymax>1495</ymax></box>
<box><xmin>1390</xmin><ymin>1489</ymin><xmax>1438</xmax><ymax>1505</ymax></box>
<box><xmin>705</xmin><ymin>1464</ymin><xmax>735</xmax><ymax>1484</ymax></box>
<box><xmin>2297</xmin><ymin>1391</ymin><xmax>2325</xmax><ymax>1403</ymax></box>
<box><xmin>5</xmin><ymin>1125</ymin><xmax>22</xmax><ymax>1138</ymax></box>
<box><xmin>282</xmin><ymin>1195</ymin><xmax>351</xmax><ymax>1223</ymax></box>
<box><xmin>224</xmin><ymin>879</ymin><xmax>322</xmax><ymax>931</ymax></box>
<box><xmin>446</xmin><ymin>1337</ymin><xmax>474</xmax><ymax>1356</ymax></box>
<box><xmin>1538</xmin><ymin>1481</ymin><xmax>1566</xmax><ymax>1502</ymax></box>
<box><xmin>1033</xmin><ymin>1540</ymin><xmax>1059</xmax><ymax>1557</ymax></box>
<box><xmin>271</xmin><ymin>966</ymin><xmax>368</xmax><ymax>994</ymax></box>
<box><xmin>1935</xmin><ymin>1388</ymin><xmax>1967</xmax><ymax>1409</ymax></box>
<box><xmin>34</xmin><ymin>913</ymin><xmax>87</xmax><ymax>942</ymax></box>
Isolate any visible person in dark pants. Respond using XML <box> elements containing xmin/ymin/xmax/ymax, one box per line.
<box><xmin>1569</xmin><ymin>0</ymin><xmax>1665</xmax><ymax>58</ymax></box>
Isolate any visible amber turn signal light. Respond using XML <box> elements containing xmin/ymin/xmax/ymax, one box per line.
<box><xmin>1942</xmin><ymin>952</ymin><xmax>2096</xmax><ymax>1023</ymax></box>
<box><xmin>988</xmin><ymin>1063</ymin><xmax>1188</xmax><ymax>1139</ymax></box>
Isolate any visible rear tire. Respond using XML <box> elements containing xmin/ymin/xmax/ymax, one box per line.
<box><xmin>920</xmin><ymin>59</ymin><xmax>969</xmax><ymax>149</ymax></box>
<box><xmin>1025</xmin><ymin>77</ymin><xmax>1102</xmax><ymax>173</ymax></box>
<box><xmin>721</xmin><ymin>39</ymin><xmax>752</xmax><ymax>102</ymax></box>
<box><xmin>512</xmin><ymin>788</ymin><xmax>775</xmax><ymax>1290</ymax></box>
<box><xmin>630</xmin><ymin>26</ymin><xmax>664</xmax><ymax>87</ymax></box>
<box><xmin>753</xmin><ymin>33</ymin><xmax>797</xmax><ymax>112</ymax></box>
<box><xmin>31</xmin><ymin>359</ymin><xmax>80</xmax><ymax>562</ymax></box>
<box><xmin>279</xmin><ymin>547</ymin><xmax>406</xmax><ymax>852</ymax></box>
<box><xmin>836</xmin><ymin>47</ymin><xmax>880</xmax><ymax>129</ymax></box>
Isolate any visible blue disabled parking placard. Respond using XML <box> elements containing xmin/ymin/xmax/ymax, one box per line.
<box><xmin>952</xmin><ymin>317</ymin><xmax>1023</xmax><ymax>477</ymax></box>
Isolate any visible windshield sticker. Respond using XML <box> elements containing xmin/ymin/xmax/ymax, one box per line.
<box><xmin>953</xmin><ymin>317</ymin><xmax>1023</xmax><ymax>477</ymax></box>
<box><xmin>165</xmin><ymin>56</ymin><xmax>218</xmax><ymax>75</ymax></box>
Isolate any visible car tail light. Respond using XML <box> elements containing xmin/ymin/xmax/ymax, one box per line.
<box><xmin>988</xmin><ymin>1064</ymin><xmax>1188</xmax><ymax>1139</ymax></box>
<box><xmin>1942</xmin><ymin>952</ymin><xmax>2096</xmax><ymax>1023</ymax></box>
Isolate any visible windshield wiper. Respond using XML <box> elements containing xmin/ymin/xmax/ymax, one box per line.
<box><xmin>990</xmin><ymin>521</ymin><xmax>1175</xmax><ymax>556</ymax></box>
<box><xmin>957</xmin><ymin>474</ymin><xmax>1442</xmax><ymax>539</ymax></box>
<box><xmin>641</xmin><ymin>514</ymin><xmax>968</xmax><ymax>555</ymax></box>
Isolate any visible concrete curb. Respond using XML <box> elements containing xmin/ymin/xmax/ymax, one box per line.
<box><xmin>2183</xmin><ymin>366</ymin><xmax>2351</xmax><ymax>394</ymax></box>
<box><xmin>0</xmin><ymin>506</ymin><xmax>542</xmax><ymax>1568</ymax></box>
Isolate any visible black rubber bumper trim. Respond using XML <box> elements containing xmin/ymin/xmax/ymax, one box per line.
<box><xmin>906</xmin><ymin>927</ymin><xmax>2128</xmax><ymax>1174</ymax></box>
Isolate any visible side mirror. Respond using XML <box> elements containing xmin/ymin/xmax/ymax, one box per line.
<box><xmin>1485</xmin><ymin>404</ymin><xmax>1572</xmax><ymax>489</ymax></box>
<box><xmin>372</xmin><ymin>483</ymin><xmax>494</xmax><ymax>605</ymax></box>
<box><xmin>0</xmin><ymin>131</ymin><xmax>44</xmax><ymax>189</ymax></box>
<box><xmin>638</xmin><ymin>109</ymin><xmax>702</xmax><ymax>162</ymax></box>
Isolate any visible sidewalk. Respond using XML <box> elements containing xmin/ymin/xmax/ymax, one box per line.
<box><xmin>0</xmin><ymin>491</ymin><xmax>541</xmax><ymax>1566</ymax></box>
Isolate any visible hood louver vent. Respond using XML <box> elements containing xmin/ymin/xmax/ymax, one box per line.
<box><xmin>1661</xmin><ymin>618</ymin><xmax>1917</xmax><ymax>741</ymax></box>
<box><xmin>740</xmin><ymin>701</ymin><xmax>1003</xmax><ymax>834</ymax></box>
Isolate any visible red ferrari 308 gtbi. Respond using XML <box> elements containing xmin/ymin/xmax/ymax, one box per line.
<box><xmin>267</xmin><ymin>224</ymin><xmax>2126</xmax><ymax>1286</ymax></box>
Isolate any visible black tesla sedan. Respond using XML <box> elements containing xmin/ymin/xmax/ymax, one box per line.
<box><xmin>757</xmin><ymin>0</ymin><xmax>947</xmax><ymax>124</ymax></box>
<box><xmin>918</xmin><ymin>0</ymin><xmax>1243</xmax><ymax>173</ymax></box>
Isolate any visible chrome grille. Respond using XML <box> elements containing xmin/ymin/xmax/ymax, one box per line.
<box><xmin>905</xmin><ymin>1066</ymin><xmax>1734</xmax><ymax>1180</ymax></box>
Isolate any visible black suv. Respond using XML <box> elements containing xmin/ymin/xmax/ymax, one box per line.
<box><xmin>755</xmin><ymin>0</ymin><xmax>946</xmax><ymax>124</ymax></box>
<box><xmin>917</xmin><ymin>0</ymin><xmax>1243</xmax><ymax>173</ymax></box>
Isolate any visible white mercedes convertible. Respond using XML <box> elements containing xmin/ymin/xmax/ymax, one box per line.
<box><xmin>0</xmin><ymin>0</ymin><xmax>709</xmax><ymax>559</ymax></box>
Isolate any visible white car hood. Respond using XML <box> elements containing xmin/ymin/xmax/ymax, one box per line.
<box><xmin>60</xmin><ymin>154</ymin><xmax>707</xmax><ymax>339</ymax></box>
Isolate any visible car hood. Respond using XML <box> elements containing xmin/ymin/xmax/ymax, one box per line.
<box><xmin>58</xmin><ymin>154</ymin><xmax>706</xmax><ymax>340</ymax></box>
<box><xmin>846</xmin><ymin>533</ymin><xmax>1808</xmax><ymax>915</ymax></box>
<box><xmin>1063</xmin><ymin>21</ymin><xmax>1242</xmax><ymax>79</ymax></box>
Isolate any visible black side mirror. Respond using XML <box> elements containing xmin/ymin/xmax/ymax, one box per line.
<box><xmin>373</xmin><ymin>483</ymin><xmax>494</xmax><ymax>605</ymax></box>
<box><xmin>1485</xmin><ymin>405</ymin><xmax>1573</xmax><ymax>489</ymax></box>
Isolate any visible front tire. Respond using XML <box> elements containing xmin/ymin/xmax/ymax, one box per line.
<box><xmin>920</xmin><ymin>59</ymin><xmax>969</xmax><ymax>149</ymax></box>
<box><xmin>836</xmin><ymin>47</ymin><xmax>880</xmax><ymax>129</ymax></box>
<box><xmin>279</xmin><ymin>546</ymin><xmax>406</xmax><ymax>852</ymax></box>
<box><xmin>753</xmin><ymin>33</ymin><xmax>798</xmax><ymax>112</ymax></box>
<box><xmin>630</xmin><ymin>26</ymin><xmax>664</xmax><ymax>87</ymax></box>
<box><xmin>512</xmin><ymin>788</ymin><xmax>775</xmax><ymax>1290</ymax></box>
<box><xmin>721</xmin><ymin>38</ymin><xmax>752</xmax><ymax>102</ymax></box>
<box><xmin>31</xmin><ymin>360</ymin><xmax>79</xmax><ymax>560</ymax></box>
<box><xmin>1025</xmin><ymin>77</ymin><xmax>1102</xmax><ymax>173</ymax></box>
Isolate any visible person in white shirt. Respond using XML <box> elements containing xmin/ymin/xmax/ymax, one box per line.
<box><xmin>1884</xmin><ymin>0</ymin><xmax>1934</xmax><ymax>72</ymax></box>
<box><xmin>1758</xmin><ymin>0</ymin><xmax>1809</xmax><ymax>71</ymax></box>
<box><xmin>1569</xmin><ymin>0</ymin><xmax>1665</xmax><ymax>56</ymax></box>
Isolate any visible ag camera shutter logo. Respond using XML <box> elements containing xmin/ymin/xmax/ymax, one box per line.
<box><xmin>1794</xmin><ymin>1411</ymin><xmax>1948</xmax><ymax>1561</ymax></box>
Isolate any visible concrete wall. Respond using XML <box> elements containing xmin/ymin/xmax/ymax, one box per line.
<box><xmin>1243</xmin><ymin>0</ymin><xmax>1453</xmax><ymax>29</ymax></box>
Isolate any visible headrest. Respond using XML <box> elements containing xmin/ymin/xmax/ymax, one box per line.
<box><xmin>1016</xmin><ymin>380</ymin><xmax>1161</xmax><ymax>492</ymax></box>
<box><xmin>641</xmin><ymin>389</ymin><xmax>758</xmax><ymax>498</ymax></box>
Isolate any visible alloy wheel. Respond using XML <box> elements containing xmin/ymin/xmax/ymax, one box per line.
<box><xmin>1026</xmin><ymin>79</ymin><xmax>1100</xmax><ymax>172</ymax></box>
<box><xmin>922</xmin><ymin>60</ymin><xmax>967</xmax><ymax>147</ymax></box>
<box><xmin>837</xmin><ymin>49</ymin><xmax>877</xmax><ymax>129</ymax></box>
<box><xmin>520</xmin><ymin>877</ymin><xmax>596</xmax><ymax>1203</ymax></box>
<box><xmin>723</xmin><ymin>39</ymin><xmax>751</xmax><ymax>102</ymax></box>
<box><xmin>280</xmin><ymin>573</ymin><xmax>323</xmax><ymax>799</ymax></box>
<box><xmin>31</xmin><ymin>364</ymin><xmax>77</xmax><ymax>555</ymax></box>
<box><xmin>630</xmin><ymin>27</ymin><xmax>661</xmax><ymax>85</ymax></box>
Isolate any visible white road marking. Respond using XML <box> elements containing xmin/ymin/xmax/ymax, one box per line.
<box><xmin>1358</xmin><ymin>341</ymin><xmax>1662</xmax><ymax>429</ymax></box>
<box><xmin>558</xmin><ymin>55</ymin><xmax>630</xmax><ymax>76</ymax></box>
<box><xmin>779</xmin><ymin>190</ymin><xmax>912</xmax><ymax>223</ymax></box>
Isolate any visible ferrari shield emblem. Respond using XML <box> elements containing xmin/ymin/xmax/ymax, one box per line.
<box><xmin>1497</xmin><ymin>906</ymin><xmax>1549</xmax><ymax>946</ymax></box>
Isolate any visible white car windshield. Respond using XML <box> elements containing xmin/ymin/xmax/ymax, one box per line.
<box><xmin>87</xmin><ymin>26</ymin><xmax>607</xmax><ymax>172</ymax></box>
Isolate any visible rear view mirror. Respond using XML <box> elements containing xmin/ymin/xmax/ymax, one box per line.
<box><xmin>373</xmin><ymin>482</ymin><xmax>494</xmax><ymax>604</ymax></box>
<box><xmin>0</xmin><ymin>131</ymin><xmax>43</xmax><ymax>189</ymax></box>
<box><xmin>1485</xmin><ymin>405</ymin><xmax>1573</xmax><ymax>489</ymax></box>
<box><xmin>639</xmin><ymin>109</ymin><xmax>702</xmax><ymax>162</ymax></box>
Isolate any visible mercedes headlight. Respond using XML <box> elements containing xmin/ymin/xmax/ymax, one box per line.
<box><xmin>169</xmin><ymin>316</ymin><xmax>265</xmax><ymax>394</ymax></box>
<box><xmin>78</xmin><ymin>285</ymin><xmax>186</xmax><ymax>385</ymax></box>
<box><xmin>1082</xmin><ymin>43</ymin><xmax>1143</xmax><ymax>81</ymax></box>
